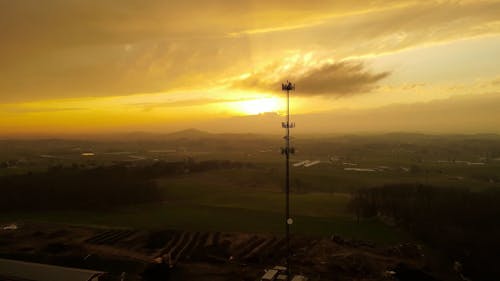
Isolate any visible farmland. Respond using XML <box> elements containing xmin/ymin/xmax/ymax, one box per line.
<box><xmin>1</xmin><ymin>132</ymin><xmax>500</xmax><ymax>280</ymax></box>
<box><xmin>0</xmin><ymin>167</ymin><xmax>406</xmax><ymax>244</ymax></box>
<box><xmin>1</xmin><ymin>132</ymin><xmax>500</xmax><ymax>242</ymax></box>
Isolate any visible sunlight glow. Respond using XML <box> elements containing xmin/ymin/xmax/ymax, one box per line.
<box><xmin>229</xmin><ymin>97</ymin><xmax>284</xmax><ymax>115</ymax></box>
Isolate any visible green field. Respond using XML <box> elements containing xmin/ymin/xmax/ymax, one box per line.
<box><xmin>2</xmin><ymin>153</ymin><xmax>498</xmax><ymax>245</ymax></box>
<box><xmin>0</xmin><ymin>169</ymin><xmax>411</xmax><ymax>244</ymax></box>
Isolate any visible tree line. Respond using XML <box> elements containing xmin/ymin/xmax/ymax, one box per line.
<box><xmin>0</xmin><ymin>160</ymin><xmax>252</xmax><ymax>211</ymax></box>
<box><xmin>349</xmin><ymin>184</ymin><xmax>500</xmax><ymax>281</ymax></box>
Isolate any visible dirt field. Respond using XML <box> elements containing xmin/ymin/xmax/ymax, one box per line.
<box><xmin>0</xmin><ymin>222</ymin><xmax>452</xmax><ymax>281</ymax></box>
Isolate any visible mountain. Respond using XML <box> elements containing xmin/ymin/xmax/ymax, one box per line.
<box><xmin>164</xmin><ymin>128</ymin><xmax>213</xmax><ymax>139</ymax></box>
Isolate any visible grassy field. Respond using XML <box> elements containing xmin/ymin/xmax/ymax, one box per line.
<box><xmin>0</xmin><ymin>203</ymin><xmax>403</xmax><ymax>243</ymax></box>
<box><xmin>0</xmin><ymin>168</ymin><xmax>412</xmax><ymax>244</ymax></box>
<box><xmin>2</xmin><ymin>158</ymin><xmax>497</xmax><ymax>244</ymax></box>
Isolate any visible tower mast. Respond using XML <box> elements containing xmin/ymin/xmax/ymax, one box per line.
<box><xmin>281</xmin><ymin>80</ymin><xmax>295</xmax><ymax>280</ymax></box>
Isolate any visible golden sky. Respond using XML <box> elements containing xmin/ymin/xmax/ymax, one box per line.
<box><xmin>1</xmin><ymin>0</ymin><xmax>500</xmax><ymax>136</ymax></box>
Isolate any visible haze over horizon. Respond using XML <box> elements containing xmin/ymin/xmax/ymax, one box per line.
<box><xmin>1</xmin><ymin>0</ymin><xmax>500</xmax><ymax>136</ymax></box>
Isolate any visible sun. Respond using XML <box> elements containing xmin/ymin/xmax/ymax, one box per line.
<box><xmin>231</xmin><ymin>97</ymin><xmax>284</xmax><ymax>115</ymax></box>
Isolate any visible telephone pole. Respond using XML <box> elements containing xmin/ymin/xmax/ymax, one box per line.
<box><xmin>281</xmin><ymin>80</ymin><xmax>295</xmax><ymax>280</ymax></box>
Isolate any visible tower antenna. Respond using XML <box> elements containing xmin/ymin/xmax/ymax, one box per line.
<box><xmin>281</xmin><ymin>80</ymin><xmax>295</xmax><ymax>280</ymax></box>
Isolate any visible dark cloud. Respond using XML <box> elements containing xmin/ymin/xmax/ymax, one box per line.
<box><xmin>234</xmin><ymin>61</ymin><xmax>390</xmax><ymax>96</ymax></box>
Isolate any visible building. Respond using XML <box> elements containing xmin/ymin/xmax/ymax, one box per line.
<box><xmin>0</xmin><ymin>258</ymin><xmax>106</xmax><ymax>281</ymax></box>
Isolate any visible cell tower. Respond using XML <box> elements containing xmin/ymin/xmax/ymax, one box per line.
<box><xmin>281</xmin><ymin>80</ymin><xmax>295</xmax><ymax>280</ymax></box>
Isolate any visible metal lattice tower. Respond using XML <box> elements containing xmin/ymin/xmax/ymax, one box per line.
<box><xmin>281</xmin><ymin>80</ymin><xmax>295</xmax><ymax>280</ymax></box>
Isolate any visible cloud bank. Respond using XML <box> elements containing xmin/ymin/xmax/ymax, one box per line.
<box><xmin>0</xmin><ymin>0</ymin><xmax>499</xmax><ymax>101</ymax></box>
<box><xmin>234</xmin><ymin>60</ymin><xmax>390</xmax><ymax>96</ymax></box>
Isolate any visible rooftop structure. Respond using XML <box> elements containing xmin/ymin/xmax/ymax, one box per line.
<box><xmin>0</xmin><ymin>258</ymin><xmax>106</xmax><ymax>281</ymax></box>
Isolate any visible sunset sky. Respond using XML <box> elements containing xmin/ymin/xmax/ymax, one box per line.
<box><xmin>1</xmin><ymin>0</ymin><xmax>500</xmax><ymax>136</ymax></box>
